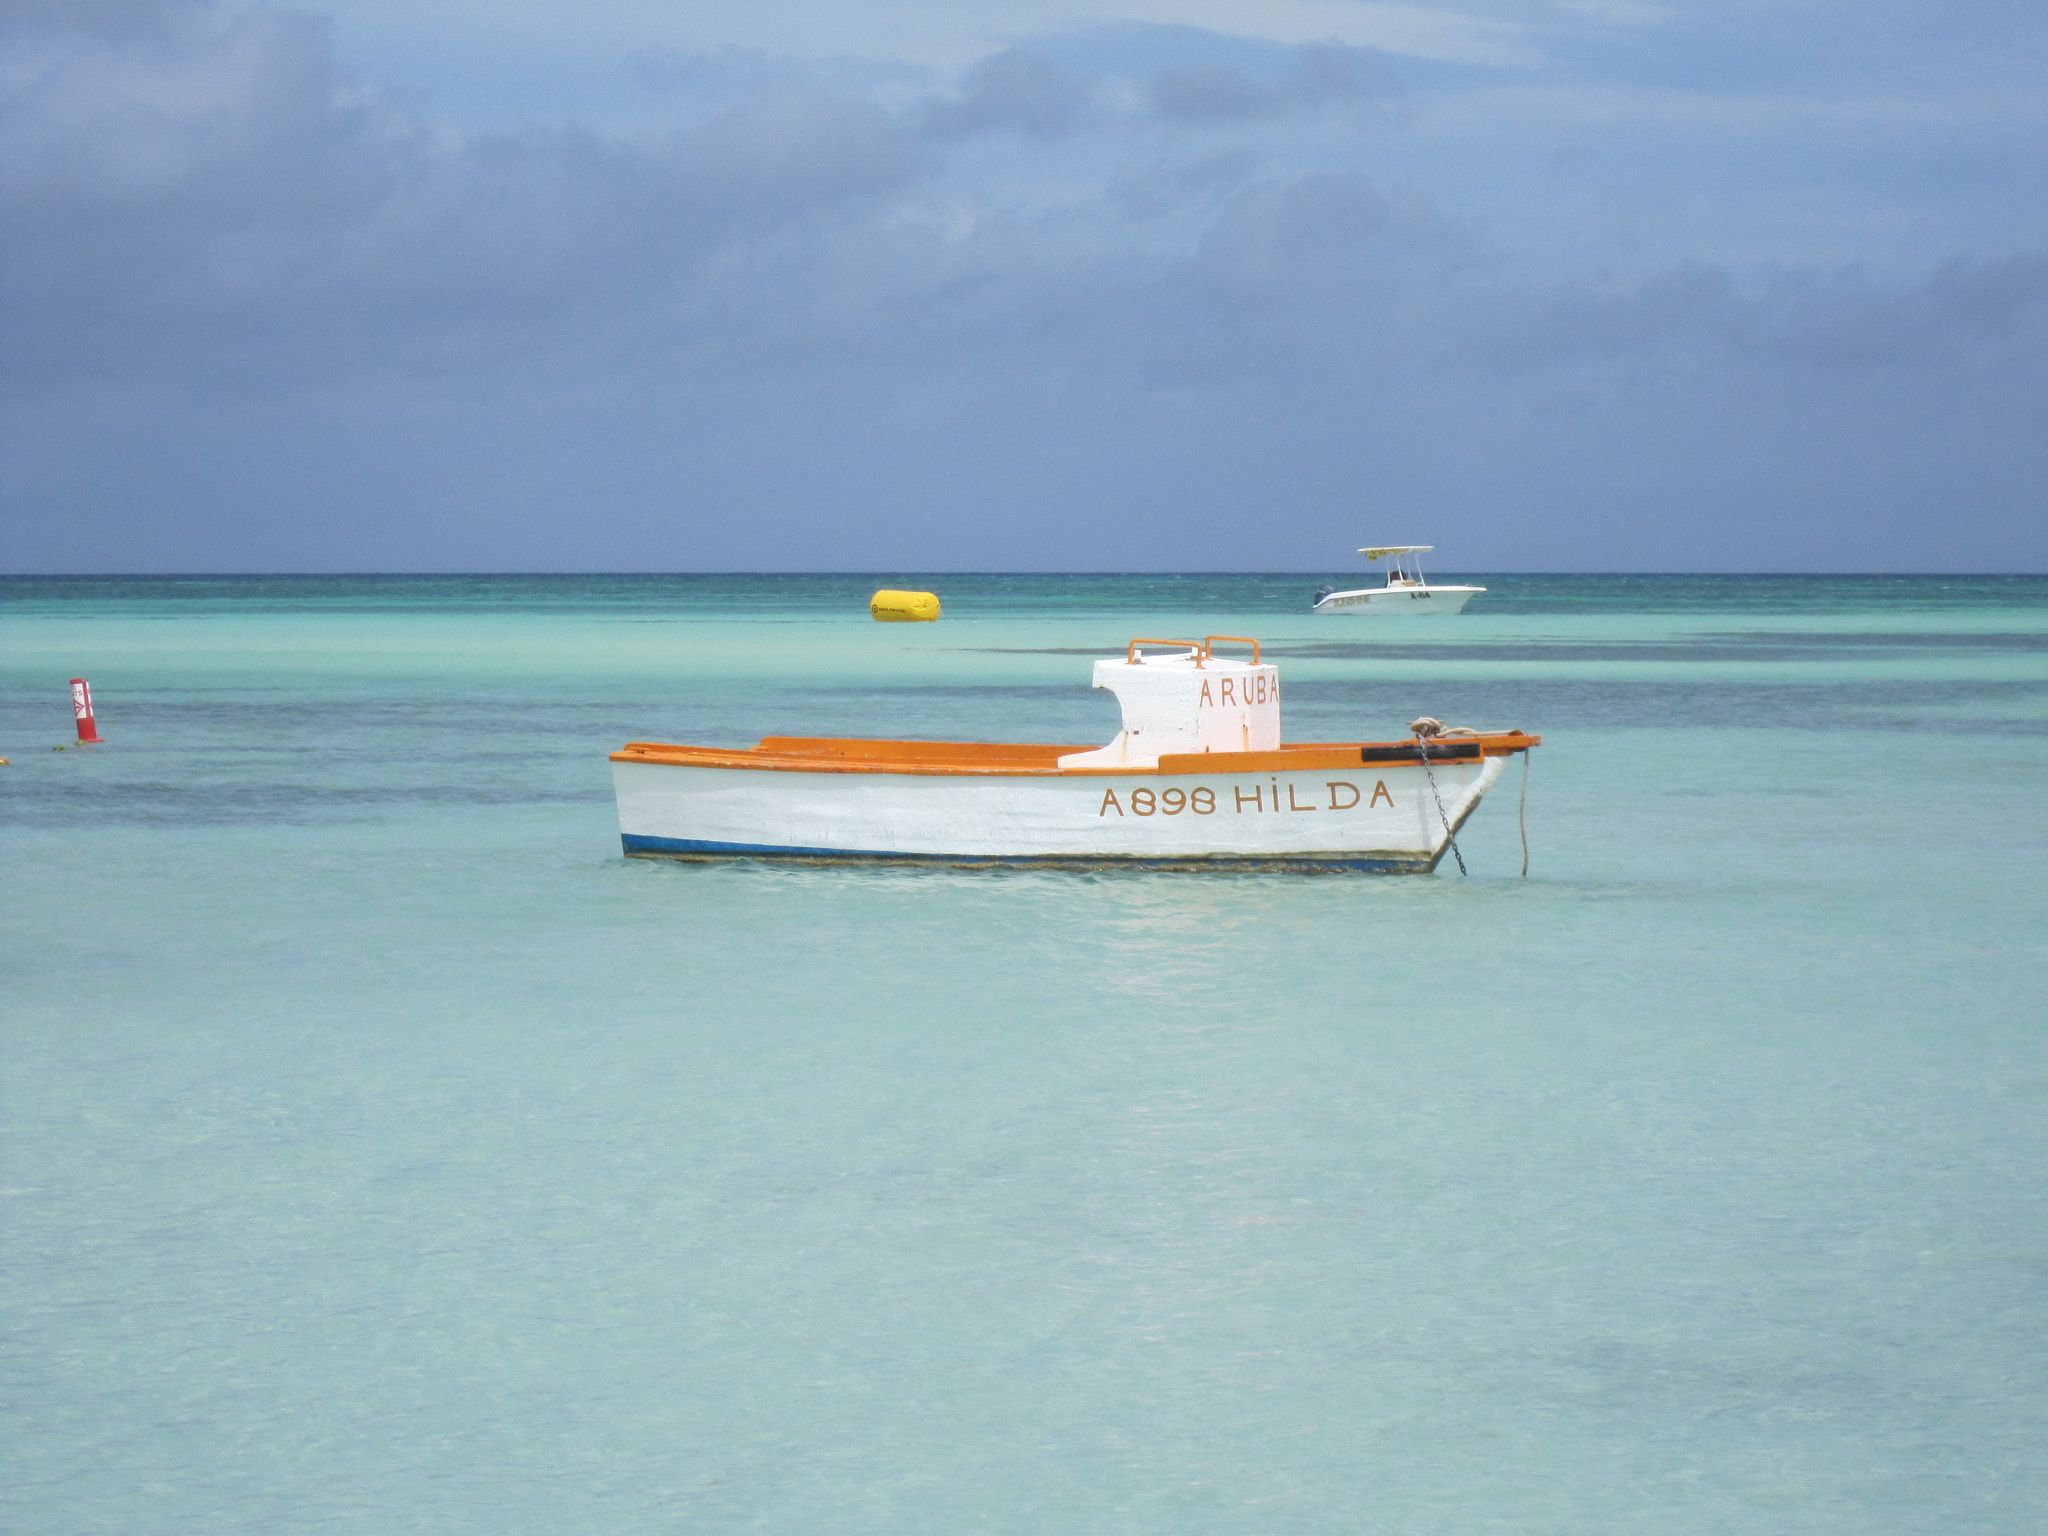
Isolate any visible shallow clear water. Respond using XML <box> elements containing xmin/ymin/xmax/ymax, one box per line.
<box><xmin>5</xmin><ymin>574</ymin><xmax>2046</xmax><ymax>1534</ymax></box>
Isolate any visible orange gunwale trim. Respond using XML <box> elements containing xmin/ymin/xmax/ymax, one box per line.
<box><xmin>611</xmin><ymin>732</ymin><xmax>1540</xmax><ymax>777</ymax></box>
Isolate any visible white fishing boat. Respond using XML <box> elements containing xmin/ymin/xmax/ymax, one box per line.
<box><xmin>1312</xmin><ymin>546</ymin><xmax>1486</xmax><ymax>614</ymax></box>
<box><xmin>612</xmin><ymin>637</ymin><xmax>1537</xmax><ymax>872</ymax></box>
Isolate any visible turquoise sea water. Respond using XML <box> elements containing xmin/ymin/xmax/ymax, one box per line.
<box><xmin>4</xmin><ymin>573</ymin><xmax>2046</xmax><ymax>1534</ymax></box>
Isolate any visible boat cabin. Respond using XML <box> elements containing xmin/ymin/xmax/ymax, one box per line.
<box><xmin>1057</xmin><ymin>637</ymin><xmax>1278</xmax><ymax>768</ymax></box>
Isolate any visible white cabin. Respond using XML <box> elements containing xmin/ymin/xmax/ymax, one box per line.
<box><xmin>1057</xmin><ymin>639</ymin><xmax>1278</xmax><ymax>768</ymax></box>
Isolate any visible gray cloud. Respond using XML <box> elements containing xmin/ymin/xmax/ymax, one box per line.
<box><xmin>1147</xmin><ymin>42</ymin><xmax>1397</xmax><ymax>124</ymax></box>
<box><xmin>1531</xmin><ymin>0</ymin><xmax>2048</xmax><ymax>96</ymax></box>
<box><xmin>629</xmin><ymin>45</ymin><xmax>773</xmax><ymax>99</ymax></box>
<box><xmin>0</xmin><ymin>6</ymin><xmax>925</xmax><ymax>393</ymax></box>
<box><xmin>0</xmin><ymin>0</ymin><xmax>209</xmax><ymax>40</ymax></box>
<box><xmin>1107</xmin><ymin>151</ymin><xmax>1261</xmax><ymax>222</ymax></box>
<box><xmin>1466</xmin><ymin>255</ymin><xmax>2048</xmax><ymax>373</ymax></box>
<box><xmin>918</xmin><ymin>48</ymin><xmax>1094</xmax><ymax>141</ymax></box>
<box><xmin>1</xmin><ymin>2</ymin><xmax>2043</xmax><ymax>571</ymax></box>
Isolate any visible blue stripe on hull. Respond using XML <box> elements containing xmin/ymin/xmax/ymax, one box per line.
<box><xmin>620</xmin><ymin>832</ymin><xmax>1423</xmax><ymax>873</ymax></box>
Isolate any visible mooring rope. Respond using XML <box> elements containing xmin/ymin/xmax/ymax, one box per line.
<box><xmin>1412</xmin><ymin>730</ymin><xmax>1468</xmax><ymax>877</ymax></box>
<box><xmin>1519</xmin><ymin>747</ymin><xmax>1530</xmax><ymax>878</ymax></box>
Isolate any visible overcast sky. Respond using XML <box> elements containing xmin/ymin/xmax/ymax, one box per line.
<box><xmin>2</xmin><ymin>0</ymin><xmax>2043</xmax><ymax>571</ymax></box>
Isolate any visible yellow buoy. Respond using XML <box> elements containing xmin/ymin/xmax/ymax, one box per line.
<box><xmin>870</xmin><ymin>589</ymin><xmax>940</xmax><ymax>622</ymax></box>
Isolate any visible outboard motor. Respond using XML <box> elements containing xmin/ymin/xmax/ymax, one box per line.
<box><xmin>1312</xmin><ymin>584</ymin><xmax>1336</xmax><ymax>609</ymax></box>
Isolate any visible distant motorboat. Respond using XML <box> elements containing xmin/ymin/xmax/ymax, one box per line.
<box><xmin>1313</xmin><ymin>546</ymin><xmax>1485</xmax><ymax>614</ymax></box>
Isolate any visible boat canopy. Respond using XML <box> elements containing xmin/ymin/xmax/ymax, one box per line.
<box><xmin>1358</xmin><ymin>546</ymin><xmax>1432</xmax><ymax>560</ymax></box>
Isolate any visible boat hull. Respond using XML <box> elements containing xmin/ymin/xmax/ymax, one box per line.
<box><xmin>614</xmin><ymin>754</ymin><xmax>1505</xmax><ymax>872</ymax></box>
<box><xmin>1312</xmin><ymin>586</ymin><xmax>1482</xmax><ymax>615</ymax></box>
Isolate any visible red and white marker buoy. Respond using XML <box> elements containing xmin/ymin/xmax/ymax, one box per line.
<box><xmin>71</xmin><ymin>677</ymin><xmax>102</xmax><ymax>743</ymax></box>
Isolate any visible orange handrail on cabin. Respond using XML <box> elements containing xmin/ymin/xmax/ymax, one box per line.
<box><xmin>1124</xmin><ymin>638</ymin><xmax>1206</xmax><ymax>665</ymax></box>
<box><xmin>1122</xmin><ymin>636</ymin><xmax>1264</xmax><ymax>667</ymax></box>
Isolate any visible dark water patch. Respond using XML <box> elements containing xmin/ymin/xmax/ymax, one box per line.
<box><xmin>1717</xmin><ymin>631</ymin><xmax>2048</xmax><ymax>651</ymax></box>
<box><xmin>2</xmin><ymin>572</ymin><xmax>1284</xmax><ymax>617</ymax></box>
<box><xmin>1273</xmin><ymin>642</ymin><xmax>1778</xmax><ymax>662</ymax></box>
<box><xmin>1271</xmin><ymin>631</ymin><xmax>2048</xmax><ymax>663</ymax></box>
<box><xmin>1279</xmin><ymin>678</ymin><xmax>2048</xmax><ymax>735</ymax></box>
<box><xmin>827</xmin><ymin>677</ymin><xmax>2048</xmax><ymax>736</ymax></box>
<box><xmin>9</xmin><ymin>572</ymin><xmax>2048</xmax><ymax>619</ymax></box>
<box><xmin>1</xmin><ymin>779</ymin><xmax>608</xmax><ymax>828</ymax></box>
<box><xmin>7</xmin><ymin>677</ymin><xmax>2039</xmax><ymax>832</ymax></box>
<box><xmin>794</xmin><ymin>684</ymin><xmax>1074</xmax><ymax>700</ymax></box>
<box><xmin>37</xmin><ymin>696</ymin><xmax>687</xmax><ymax>732</ymax></box>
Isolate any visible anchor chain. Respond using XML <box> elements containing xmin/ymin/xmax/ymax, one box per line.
<box><xmin>1408</xmin><ymin>719</ymin><xmax>1468</xmax><ymax>877</ymax></box>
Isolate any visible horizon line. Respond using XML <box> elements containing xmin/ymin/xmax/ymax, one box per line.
<box><xmin>5</xmin><ymin>570</ymin><xmax>2046</xmax><ymax>581</ymax></box>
